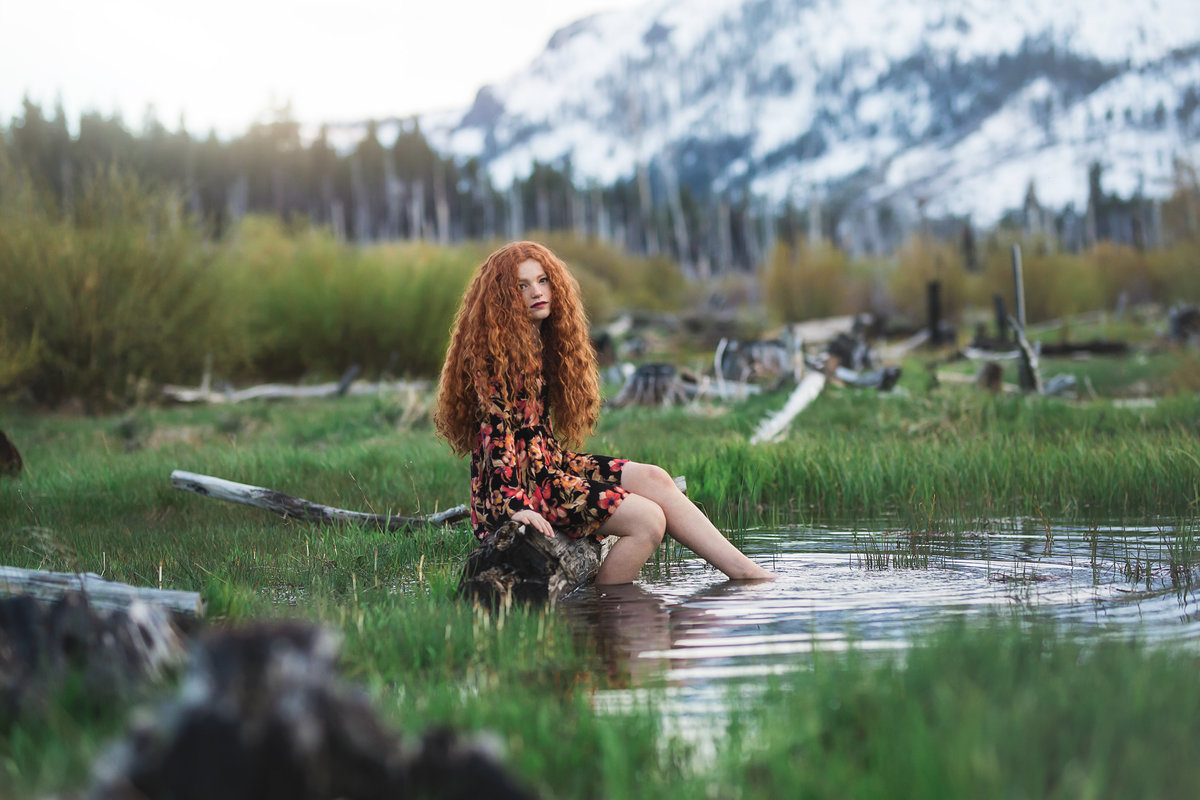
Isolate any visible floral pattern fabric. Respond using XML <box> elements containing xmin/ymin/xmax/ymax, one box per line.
<box><xmin>470</xmin><ymin>381</ymin><xmax>628</xmax><ymax>541</ymax></box>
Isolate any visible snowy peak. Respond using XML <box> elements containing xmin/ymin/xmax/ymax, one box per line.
<box><xmin>425</xmin><ymin>0</ymin><xmax>1200</xmax><ymax>225</ymax></box>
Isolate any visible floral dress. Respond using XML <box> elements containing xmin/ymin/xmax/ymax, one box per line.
<box><xmin>469</xmin><ymin>379</ymin><xmax>628</xmax><ymax>541</ymax></box>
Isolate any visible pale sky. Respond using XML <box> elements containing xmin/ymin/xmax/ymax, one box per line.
<box><xmin>0</xmin><ymin>0</ymin><xmax>644</xmax><ymax>137</ymax></box>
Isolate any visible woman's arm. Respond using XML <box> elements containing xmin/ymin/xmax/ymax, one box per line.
<box><xmin>477</xmin><ymin>387</ymin><xmax>554</xmax><ymax>537</ymax></box>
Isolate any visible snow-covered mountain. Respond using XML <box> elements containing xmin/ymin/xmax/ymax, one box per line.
<box><xmin>424</xmin><ymin>0</ymin><xmax>1200</xmax><ymax>226</ymax></box>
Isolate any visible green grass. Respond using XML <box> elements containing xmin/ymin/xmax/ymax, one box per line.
<box><xmin>722</xmin><ymin>619</ymin><xmax>1200</xmax><ymax>800</ymax></box>
<box><xmin>2</xmin><ymin>349</ymin><xmax>1200</xmax><ymax>797</ymax></box>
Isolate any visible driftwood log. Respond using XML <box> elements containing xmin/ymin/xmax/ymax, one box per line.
<box><xmin>458</xmin><ymin>476</ymin><xmax>688</xmax><ymax>607</ymax></box>
<box><xmin>171</xmin><ymin>470</ymin><xmax>469</xmax><ymax>530</ymax></box>
<box><xmin>0</xmin><ymin>564</ymin><xmax>205</xmax><ymax>619</ymax></box>
<box><xmin>749</xmin><ymin>371</ymin><xmax>827</xmax><ymax>445</ymax></box>
<box><xmin>162</xmin><ymin>369</ymin><xmax>429</xmax><ymax>404</ymax></box>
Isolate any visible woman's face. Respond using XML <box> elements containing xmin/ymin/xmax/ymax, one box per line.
<box><xmin>516</xmin><ymin>258</ymin><xmax>552</xmax><ymax>325</ymax></box>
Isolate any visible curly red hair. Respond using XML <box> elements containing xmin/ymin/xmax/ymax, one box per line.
<box><xmin>435</xmin><ymin>241</ymin><xmax>600</xmax><ymax>455</ymax></box>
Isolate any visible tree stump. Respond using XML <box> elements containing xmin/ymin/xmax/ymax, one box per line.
<box><xmin>459</xmin><ymin>476</ymin><xmax>688</xmax><ymax>607</ymax></box>
<box><xmin>459</xmin><ymin>522</ymin><xmax>613</xmax><ymax>607</ymax></box>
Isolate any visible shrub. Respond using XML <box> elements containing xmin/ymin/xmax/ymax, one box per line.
<box><xmin>0</xmin><ymin>159</ymin><xmax>243</xmax><ymax>407</ymax></box>
<box><xmin>886</xmin><ymin>234</ymin><xmax>967</xmax><ymax>325</ymax></box>
<box><xmin>528</xmin><ymin>231</ymin><xmax>690</xmax><ymax>320</ymax></box>
<box><xmin>763</xmin><ymin>240</ymin><xmax>861</xmax><ymax>322</ymax></box>
<box><xmin>217</xmin><ymin>218</ymin><xmax>480</xmax><ymax>380</ymax></box>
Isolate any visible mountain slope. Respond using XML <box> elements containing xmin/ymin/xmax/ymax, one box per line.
<box><xmin>424</xmin><ymin>0</ymin><xmax>1200</xmax><ymax>225</ymax></box>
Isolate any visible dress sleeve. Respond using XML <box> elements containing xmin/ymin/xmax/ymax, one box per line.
<box><xmin>478</xmin><ymin>387</ymin><xmax>533</xmax><ymax>518</ymax></box>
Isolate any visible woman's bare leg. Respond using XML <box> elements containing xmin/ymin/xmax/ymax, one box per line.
<box><xmin>594</xmin><ymin>494</ymin><xmax>666</xmax><ymax>584</ymax></box>
<box><xmin>621</xmin><ymin>462</ymin><xmax>775</xmax><ymax>580</ymax></box>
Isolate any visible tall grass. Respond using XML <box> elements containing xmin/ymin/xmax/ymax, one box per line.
<box><xmin>3</xmin><ymin>386</ymin><xmax>1200</xmax><ymax>797</ymax></box>
<box><xmin>763</xmin><ymin>239</ymin><xmax>868</xmax><ymax>322</ymax></box>
<box><xmin>0</xmin><ymin>164</ymin><xmax>691</xmax><ymax>408</ymax></box>
<box><xmin>763</xmin><ymin>231</ymin><xmax>1200</xmax><ymax>326</ymax></box>
<box><xmin>217</xmin><ymin>219</ymin><xmax>481</xmax><ymax>379</ymax></box>
<box><xmin>0</xmin><ymin>158</ymin><xmax>242</xmax><ymax>407</ymax></box>
<box><xmin>723</xmin><ymin>620</ymin><xmax>1200</xmax><ymax>800</ymax></box>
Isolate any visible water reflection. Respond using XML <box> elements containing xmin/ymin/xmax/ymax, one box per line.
<box><xmin>563</xmin><ymin>520</ymin><xmax>1200</xmax><ymax>697</ymax></box>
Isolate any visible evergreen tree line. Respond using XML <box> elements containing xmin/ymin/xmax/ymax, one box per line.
<box><xmin>0</xmin><ymin>99</ymin><xmax>778</xmax><ymax>273</ymax></box>
<box><xmin>3</xmin><ymin>98</ymin><xmax>1194</xmax><ymax>273</ymax></box>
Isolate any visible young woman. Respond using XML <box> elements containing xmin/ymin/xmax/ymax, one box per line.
<box><xmin>434</xmin><ymin>241</ymin><xmax>774</xmax><ymax>584</ymax></box>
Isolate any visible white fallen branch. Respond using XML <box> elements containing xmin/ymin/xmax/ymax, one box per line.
<box><xmin>171</xmin><ymin>470</ymin><xmax>468</xmax><ymax>530</ymax></box>
<box><xmin>877</xmin><ymin>329</ymin><xmax>930</xmax><ymax>361</ymax></box>
<box><xmin>0</xmin><ymin>565</ymin><xmax>205</xmax><ymax>618</ymax></box>
<box><xmin>750</xmin><ymin>371</ymin><xmax>827</xmax><ymax>445</ymax></box>
<box><xmin>162</xmin><ymin>375</ymin><xmax>430</xmax><ymax>404</ymax></box>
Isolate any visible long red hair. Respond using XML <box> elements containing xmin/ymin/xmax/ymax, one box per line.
<box><xmin>435</xmin><ymin>241</ymin><xmax>600</xmax><ymax>455</ymax></box>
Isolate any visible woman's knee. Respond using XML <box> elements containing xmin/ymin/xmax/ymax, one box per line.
<box><xmin>606</xmin><ymin>493</ymin><xmax>665</xmax><ymax>542</ymax></box>
<box><xmin>623</xmin><ymin>461</ymin><xmax>677</xmax><ymax>495</ymax></box>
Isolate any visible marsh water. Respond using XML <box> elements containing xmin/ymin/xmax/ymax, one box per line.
<box><xmin>564</xmin><ymin>519</ymin><xmax>1200</xmax><ymax>710</ymax></box>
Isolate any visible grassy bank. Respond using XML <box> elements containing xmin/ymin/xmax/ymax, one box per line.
<box><xmin>2</xmin><ymin>354</ymin><xmax>1199</xmax><ymax>797</ymax></box>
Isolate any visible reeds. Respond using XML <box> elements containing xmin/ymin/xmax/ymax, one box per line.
<box><xmin>3</xmin><ymin>387</ymin><xmax>1200</xmax><ymax>797</ymax></box>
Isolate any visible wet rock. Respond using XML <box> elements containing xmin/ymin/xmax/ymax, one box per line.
<box><xmin>86</xmin><ymin>622</ymin><xmax>537</xmax><ymax>800</ymax></box>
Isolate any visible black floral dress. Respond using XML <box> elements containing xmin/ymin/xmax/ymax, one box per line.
<box><xmin>469</xmin><ymin>379</ymin><xmax>628</xmax><ymax>541</ymax></box>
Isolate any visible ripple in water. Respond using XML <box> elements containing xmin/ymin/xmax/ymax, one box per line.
<box><xmin>562</xmin><ymin>519</ymin><xmax>1200</xmax><ymax>712</ymax></box>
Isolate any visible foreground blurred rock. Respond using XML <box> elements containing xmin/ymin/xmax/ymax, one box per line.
<box><xmin>86</xmin><ymin>622</ymin><xmax>536</xmax><ymax>800</ymax></box>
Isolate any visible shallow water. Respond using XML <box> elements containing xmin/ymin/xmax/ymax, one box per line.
<box><xmin>563</xmin><ymin>519</ymin><xmax>1200</xmax><ymax>711</ymax></box>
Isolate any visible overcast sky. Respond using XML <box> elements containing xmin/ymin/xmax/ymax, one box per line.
<box><xmin>0</xmin><ymin>0</ymin><xmax>643</xmax><ymax>136</ymax></box>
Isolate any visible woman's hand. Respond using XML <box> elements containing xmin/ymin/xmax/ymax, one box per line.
<box><xmin>511</xmin><ymin>509</ymin><xmax>555</xmax><ymax>538</ymax></box>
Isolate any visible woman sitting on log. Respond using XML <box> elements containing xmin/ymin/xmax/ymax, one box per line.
<box><xmin>434</xmin><ymin>241</ymin><xmax>774</xmax><ymax>584</ymax></box>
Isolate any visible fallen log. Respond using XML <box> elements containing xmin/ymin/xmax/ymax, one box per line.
<box><xmin>458</xmin><ymin>476</ymin><xmax>687</xmax><ymax>607</ymax></box>
<box><xmin>610</xmin><ymin>363</ymin><xmax>695</xmax><ymax>406</ymax></box>
<box><xmin>750</xmin><ymin>371</ymin><xmax>827</xmax><ymax>445</ymax></box>
<box><xmin>162</xmin><ymin>372</ymin><xmax>428</xmax><ymax>404</ymax></box>
<box><xmin>0</xmin><ymin>564</ymin><xmax>205</xmax><ymax>619</ymax></box>
<box><xmin>832</xmin><ymin>365</ymin><xmax>902</xmax><ymax>391</ymax></box>
<box><xmin>171</xmin><ymin>470</ymin><xmax>468</xmax><ymax>530</ymax></box>
<box><xmin>1037</xmin><ymin>339</ymin><xmax>1130</xmax><ymax>357</ymax></box>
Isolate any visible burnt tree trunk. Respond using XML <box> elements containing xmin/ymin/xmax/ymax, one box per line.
<box><xmin>459</xmin><ymin>476</ymin><xmax>687</xmax><ymax>607</ymax></box>
<box><xmin>170</xmin><ymin>470</ymin><xmax>468</xmax><ymax>530</ymax></box>
<box><xmin>459</xmin><ymin>521</ymin><xmax>613</xmax><ymax>607</ymax></box>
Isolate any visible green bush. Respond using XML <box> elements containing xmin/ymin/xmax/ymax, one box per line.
<box><xmin>887</xmin><ymin>234</ymin><xmax>967</xmax><ymax>324</ymax></box>
<box><xmin>529</xmin><ymin>231</ymin><xmax>690</xmax><ymax>321</ymax></box>
<box><xmin>0</xmin><ymin>158</ymin><xmax>243</xmax><ymax>407</ymax></box>
<box><xmin>763</xmin><ymin>239</ymin><xmax>866</xmax><ymax>322</ymax></box>
<box><xmin>217</xmin><ymin>219</ymin><xmax>480</xmax><ymax>379</ymax></box>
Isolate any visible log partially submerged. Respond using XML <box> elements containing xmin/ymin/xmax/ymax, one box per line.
<box><xmin>171</xmin><ymin>470</ymin><xmax>468</xmax><ymax>530</ymax></box>
<box><xmin>458</xmin><ymin>476</ymin><xmax>687</xmax><ymax>607</ymax></box>
<box><xmin>459</xmin><ymin>521</ymin><xmax>613</xmax><ymax>607</ymax></box>
<box><xmin>0</xmin><ymin>564</ymin><xmax>205</xmax><ymax>619</ymax></box>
